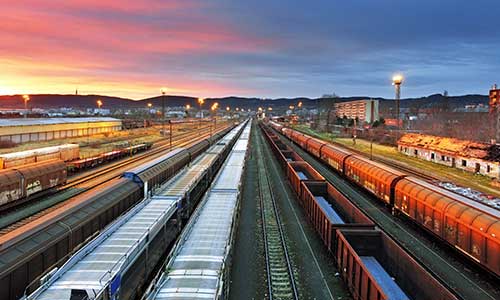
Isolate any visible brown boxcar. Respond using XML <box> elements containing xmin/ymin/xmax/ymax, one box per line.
<box><xmin>282</xmin><ymin>127</ymin><xmax>293</xmax><ymax>139</ymax></box>
<box><xmin>394</xmin><ymin>176</ymin><xmax>500</xmax><ymax>277</ymax></box>
<box><xmin>0</xmin><ymin>169</ymin><xmax>23</xmax><ymax>205</ymax></box>
<box><xmin>286</xmin><ymin>161</ymin><xmax>324</xmax><ymax>195</ymax></box>
<box><xmin>306</xmin><ymin>137</ymin><xmax>327</xmax><ymax>158</ymax></box>
<box><xmin>320</xmin><ymin>144</ymin><xmax>352</xmax><ymax>173</ymax></box>
<box><xmin>344</xmin><ymin>155</ymin><xmax>406</xmax><ymax>205</ymax></box>
<box><xmin>294</xmin><ymin>132</ymin><xmax>312</xmax><ymax>149</ymax></box>
<box><xmin>300</xmin><ymin>181</ymin><xmax>375</xmax><ymax>251</ymax></box>
<box><xmin>289</xmin><ymin>130</ymin><xmax>304</xmax><ymax>145</ymax></box>
<box><xmin>336</xmin><ymin>229</ymin><xmax>458</xmax><ymax>300</ymax></box>
<box><xmin>17</xmin><ymin>160</ymin><xmax>67</xmax><ymax>197</ymax></box>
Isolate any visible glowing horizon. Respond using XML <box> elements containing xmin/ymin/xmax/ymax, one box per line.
<box><xmin>1</xmin><ymin>1</ymin><xmax>499</xmax><ymax>99</ymax></box>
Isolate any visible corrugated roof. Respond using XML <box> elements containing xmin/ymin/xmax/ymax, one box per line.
<box><xmin>0</xmin><ymin>117</ymin><xmax>121</xmax><ymax>127</ymax></box>
<box><xmin>398</xmin><ymin>133</ymin><xmax>499</xmax><ymax>161</ymax></box>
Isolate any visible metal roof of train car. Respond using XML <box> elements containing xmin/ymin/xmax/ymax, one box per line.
<box><xmin>404</xmin><ymin>176</ymin><xmax>500</xmax><ymax>218</ymax></box>
<box><xmin>148</xmin><ymin>121</ymin><xmax>250</xmax><ymax>300</ymax></box>
<box><xmin>0</xmin><ymin>144</ymin><xmax>78</xmax><ymax>159</ymax></box>
<box><xmin>25</xmin><ymin>123</ymin><xmax>249</xmax><ymax>300</ymax></box>
<box><xmin>30</xmin><ymin>195</ymin><xmax>179</xmax><ymax>300</ymax></box>
<box><xmin>0</xmin><ymin>117</ymin><xmax>121</xmax><ymax>127</ymax></box>
<box><xmin>0</xmin><ymin>178</ymin><xmax>139</xmax><ymax>275</ymax></box>
<box><xmin>123</xmin><ymin>148</ymin><xmax>186</xmax><ymax>185</ymax></box>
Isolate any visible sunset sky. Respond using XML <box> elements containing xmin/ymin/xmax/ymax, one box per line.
<box><xmin>0</xmin><ymin>0</ymin><xmax>499</xmax><ymax>99</ymax></box>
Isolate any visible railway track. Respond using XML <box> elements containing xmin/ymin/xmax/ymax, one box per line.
<box><xmin>0</xmin><ymin>124</ymin><xmax>230</xmax><ymax>233</ymax></box>
<box><xmin>279</xmin><ymin>132</ymin><xmax>498</xmax><ymax>300</ymax></box>
<box><xmin>256</xmin><ymin>126</ymin><xmax>299</xmax><ymax>300</ymax></box>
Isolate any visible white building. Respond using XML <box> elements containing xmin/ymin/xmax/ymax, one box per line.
<box><xmin>334</xmin><ymin>99</ymin><xmax>379</xmax><ymax>123</ymax></box>
<box><xmin>0</xmin><ymin>117</ymin><xmax>122</xmax><ymax>144</ymax></box>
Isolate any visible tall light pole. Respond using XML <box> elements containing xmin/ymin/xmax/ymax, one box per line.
<box><xmin>22</xmin><ymin>95</ymin><xmax>30</xmax><ymax>118</ymax></box>
<box><xmin>96</xmin><ymin>99</ymin><xmax>103</xmax><ymax>115</ymax></box>
<box><xmin>392</xmin><ymin>74</ymin><xmax>403</xmax><ymax>142</ymax></box>
<box><xmin>161</xmin><ymin>87</ymin><xmax>168</xmax><ymax>137</ymax></box>
<box><xmin>210</xmin><ymin>102</ymin><xmax>218</xmax><ymax>137</ymax></box>
<box><xmin>198</xmin><ymin>97</ymin><xmax>204</xmax><ymax>118</ymax></box>
<box><xmin>147</xmin><ymin>103</ymin><xmax>153</xmax><ymax>127</ymax></box>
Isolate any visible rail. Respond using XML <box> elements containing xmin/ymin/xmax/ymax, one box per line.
<box><xmin>256</xmin><ymin>126</ymin><xmax>299</xmax><ymax>300</ymax></box>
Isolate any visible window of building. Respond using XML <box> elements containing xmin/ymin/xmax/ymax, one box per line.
<box><xmin>431</xmin><ymin>153</ymin><xmax>435</xmax><ymax>160</ymax></box>
<box><xmin>487</xmin><ymin>165</ymin><xmax>491</xmax><ymax>173</ymax></box>
<box><xmin>414</xmin><ymin>149</ymin><xmax>418</xmax><ymax>155</ymax></box>
<box><xmin>462</xmin><ymin>159</ymin><xmax>467</xmax><ymax>167</ymax></box>
<box><xmin>441</xmin><ymin>155</ymin><xmax>445</xmax><ymax>161</ymax></box>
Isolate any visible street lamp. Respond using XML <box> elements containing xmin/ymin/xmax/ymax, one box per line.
<box><xmin>160</xmin><ymin>87</ymin><xmax>168</xmax><ymax>136</ymax></box>
<box><xmin>210</xmin><ymin>103</ymin><xmax>219</xmax><ymax>137</ymax></box>
<box><xmin>96</xmin><ymin>99</ymin><xmax>103</xmax><ymax>115</ymax></box>
<box><xmin>147</xmin><ymin>103</ymin><xmax>153</xmax><ymax>127</ymax></box>
<box><xmin>392</xmin><ymin>74</ymin><xmax>403</xmax><ymax>141</ymax></box>
<box><xmin>22</xmin><ymin>95</ymin><xmax>30</xmax><ymax>118</ymax></box>
<box><xmin>198</xmin><ymin>97</ymin><xmax>205</xmax><ymax>118</ymax></box>
<box><xmin>185</xmin><ymin>104</ymin><xmax>191</xmax><ymax>118</ymax></box>
<box><xmin>298</xmin><ymin>101</ymin><xmax>303</xmax><ymax>108</ymax></box>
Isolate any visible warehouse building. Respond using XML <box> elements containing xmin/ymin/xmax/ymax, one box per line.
<box><xmin>334</xmin><ymin>99</ymin><xmax>379</xmax><ymax>123</ymax></box>
<box><xmin>398</xmin><ymin>133</ymin><xmax>500</xmax><ymax>179</ymax></box>
<box><xmin>0</xmin><ymin>117</ymin><xmax>122</xmax><ymax>144</ymax></box>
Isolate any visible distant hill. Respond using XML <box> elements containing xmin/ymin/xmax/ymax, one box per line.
<box><xmin>0</xmin><ymin>93</ymin><xmax>490</xmax><ymax>110</ymax></box>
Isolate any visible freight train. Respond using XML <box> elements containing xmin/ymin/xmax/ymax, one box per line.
<box><xmin>66</xmin><ymin>142</ymin><xmax>152</xmax><ymax>172</ymax></box>
<box><xmin>0</xmin><ymin>142</ymin><xmax>154</xmax><ymax>209</ymax></box>
<box><xmin>0</xmin><ymin>144</ymin><xmax>79</xmax><ymax>169</ymax></box>
<box><xmin>0</xmin><ymin>160</ymin><xmax>67</xmax><ymax>206</ymax></box>
<box><xmin>268</xmin><ymin>121</ymin><xmax>500</xmax><ymax>278</ymax></box>
<box><xmin>260</xmin><ymin>124</ymin><xmax>457</xmax><ymax>300</ymax></box>
<box><xmin>0</xmin><ymin>125</ymin><xmax>239</xmax><ymax>300</ymax></box>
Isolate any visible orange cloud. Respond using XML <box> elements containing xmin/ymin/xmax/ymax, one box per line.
<box><xmin>0</xmin><ymin>0</ymin><xmax>275</xmax><ymax>98</ymax></box>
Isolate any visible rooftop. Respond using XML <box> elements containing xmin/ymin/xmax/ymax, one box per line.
<box><xmin>398</xmin><ymin>133</ymin><xmax>500</xmax><ymax>162</ymax></box>
<box><xmin>0</xmin><ymin>117</ymin><xmax>121</xmax><ymax>127</ymax></box>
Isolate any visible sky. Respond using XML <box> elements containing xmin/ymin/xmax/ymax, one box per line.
<box><xmin>0</xmin><ymin>0</ymin><xmax>499</xmax><ymax>99</ymax></box>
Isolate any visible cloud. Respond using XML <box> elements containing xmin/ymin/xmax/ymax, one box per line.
<box><xmin>0</xmin><ymin>0</ymin><xmax>499</xmax><ymax>98</ymax></box>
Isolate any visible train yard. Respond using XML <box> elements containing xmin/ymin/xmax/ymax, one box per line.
<box><xmin>266</xmin><ymin>121</ymin><xmax>499</xmax><ymax>300</ymax></box>
<box><xmin>0</xmin><ymin>122</ymin><xmax>233</xmax><ymax>300</ymax></box>
<box><xmin>0</xmin><ymin>118</ymin><xmax>498</xmax><ymax>300</ymax></box>
<box><xmin>0</xmin><ymin>123</ymin><xmax>229</xmax><ymax>229</ymax></box>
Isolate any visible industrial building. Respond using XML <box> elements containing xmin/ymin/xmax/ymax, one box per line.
<box><xmin>334</xmin><ymin>99</ymin><xmax>379</xmax><ymax>123</ymax></box>
<box><xmin>0</xmin><ymin>117</ymin><xmax>122</xmax><ymax>144</ymax></box>
<box><xmin>398</xmin><ymin>133</ymin><xmax>500</xmax><ymax>179</ymax></box>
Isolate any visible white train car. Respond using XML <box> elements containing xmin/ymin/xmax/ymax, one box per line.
<box><xmin>0</xmin><ymin>144</ymin><xmax>79</xmax><ymax>169</ymax></box>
